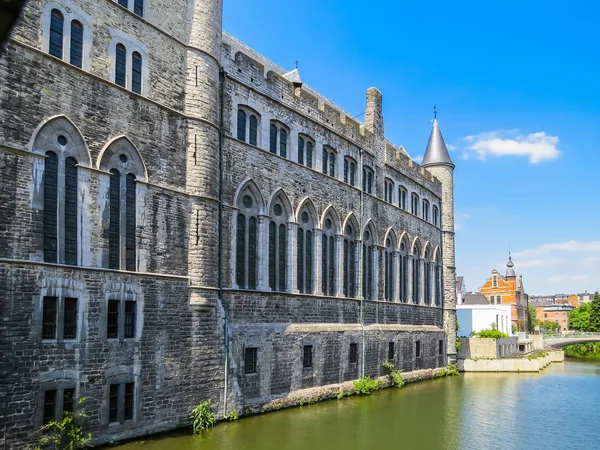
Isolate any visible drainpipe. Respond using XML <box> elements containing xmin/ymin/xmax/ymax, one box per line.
<box><xmin>359</xmin><ymin>148</ymin><xmax>365</xmax><ymax>377</ymax></box>
<box><xmin>218</xmin><ymin>67</ymin><xmax>230</xmax><ymax>415</ymax></box>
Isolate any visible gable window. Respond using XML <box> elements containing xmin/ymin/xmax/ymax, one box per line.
<box><xmin>108</xmin><ymin>382</ymin><xmax>136</xmax><ymax>424</ymax></box>
<box><xmin>433</xmin><ymin>205</ymin><xmax>439</xmax><ymax>227</ymax></box>
<box><xmin>399</xmin><ymin>242</ymin><xmax>408</xmax><ymax>303</ymax></box>
<box><xmin>268</xmin><ymin>201</ymin><xmax>287</xmax><ymax>292</ymax></box>
<box><xmin>384</xmin><ymin>178</ymin><xmax>394</xmax><ymax>203</ymax></box>
<box><xmin>269</xmin><ymin>122</ymin><xmax>288</xmax><ymax>158</ymax></box>
<box><xmin>423</xmin><ymin>200</ymin><xmax>430</xmax><ymax>222</ymax></box>
<box><xmin>398</xmin><ymin>186</ymin><xmax>407</xmax><ymax>210</ymax></box>
<box><xmin>237</xmin><ymin>107</ymin><xmax>260</xmax><ymax>146</ymax></box>
<box><xmin>321</xmin><ymin>215</ymin><xmax>336</xmax><ymax>296</ymax></box>
<box><xmin>236</xmin><ymin>190</ymin><xmax>259</xmax><ymax>289</ymax></box>
<box><xmin>297</xmin><ymin>209</ymin><xmax>315</xmax><ymax>294</ymax></box>
<box><xmin>303</xmin><ymin>345</ymin><xmax>313</xmax><ymax>368</ymax></box>
<box><xmin>322</xmin><ymin>146</ymin><xmax>336</xmax><ymax>177</ymax></box>
<box><xmin>343</xmin><ymin>157</ymin><xmax>357</xmax><ymax>186</ymax></box>
<box><xmin>244</xmin><ymin>347</ymin><xmax>258</xmax><ymax>374</ymax></box>
<box><xmin>43</xmin><ymin>387</ymin><xmax>76</xmax><ymax>424</ymax></box>
<box><xmin>411</xmin><ymin>193</ymin><xmax>419</xmax><ymax>216</ymax></box>
<box><xmin>343</xmin><ymin>224</ymin><xmax>357</xmax><ymax>298</ymax></box>
<box><xmin>362</xmin><ymin>229</ymin><xmax>375</xmax><ymax>300</ymax></box>
<box><xmin>362</xmin><ymin>166</ymin><xmax>374</xmax><ymax>194</ymax></box>
<box><xmin>388</xmin><ymin>342</ymin><xmax>395</xmax><ymax>360</ymax></box>
<box><xmin>384</xmin><ymin>238</ymin><xmax>395</xmax><ymax>301</ymax></box>
<box><xmin>349</xmin><ymin>343</ymin><xmax>358</xmax><ymax>364</ymax></box>
<box><xmin>492</xmin><ymin>275</ymin><xmax>498</xmax><ymax>288</ymax></box>
<box><xmin>297</xmin><ymin>135</ymin><xmax>314</xmax><ymax>168</ymax></box>
<box><xmin>106</xmin><ymin>299</ymin><xmax>137</xmax><ymax>340</ymax></box>
<box><xmin>42</xmin><ymin>296</ymin><xmax>78</xmax><ymax>341</ymax></box>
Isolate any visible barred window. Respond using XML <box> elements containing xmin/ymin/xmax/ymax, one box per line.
<box><xmin>49</xmin><ymin>9</ymin><xmax>64</xmax><ymax>59</ymax></box>
<box><xmin>349</xmin><ymin>343</ymin><xmax>358</xmax><ymax>364</ymax></box>
<box><xmin>321</xmin><ymin>215</ymin><xmax>336</xmax><ymax>296</ymax></box>
<box><xmin>107</xmin><ymin>300</ymin><xmax>119</xmax><ymax>339</ymax></box>
<box><xmin>63</xmin><ymin>298</ymin><xmax>78</xmax><ymax>339</ymax></box>
<box><xmin>362</xmin><ymin>166</ymin><xmax>374</xmax><ymax>194</ymax></box>
<box><xmin>42</xmin><ymin>296</ymin><xmax>58</xmax><ymax>340</ymax></box>
<box><xmin>107</xmin><ymin>299</ymin><xmax>137</xmax><ymax>340</ymax></box>
<box><xmin>124</xmin><ymin>301</ymin><xmax>136</xmax><ymax>338</ymax></box>
<box><xmin>42</xmin><ymin>296</ymin><xmax>78</xmax><ymax>341</ymax></box>
<box><xmin>302</xmin><ymin>345</ymin><xmax>313</xmax><ymax>368</ymax></box>
<box><xmin>115</xmin><ymin>44</ymin><xmax>127</xmax><ymax>88</ymax></box>
<box><xmin>244</xmin><ymin>347</ymin><xmax>258</xmax><ymax>374</ymax></box>
<box><xmin>70</xmin><ymin>20</ymin><xmax>83</xmax><ymax>68</ymax></box>
<box><xmin>297</xmin><ymin>209</ymin><xmax>315</xmax><ymax>294</ymax></box>
<box><xmin>109</xmin><ymin>382</ymin><xmax>136</xmax><ymax>423</ymax></box>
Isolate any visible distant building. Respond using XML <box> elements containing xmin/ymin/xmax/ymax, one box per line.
<box><xmin>535</xmin><ymin>304</ymin><xmax>575</xmax><ymax>332</ymax></box>
<box><xmin>456</xmin><ymin>276</ymin><xmax>466</xmax><ymax>305</ymax></box>
<box><xmin>479</xmin><ymin>254</ymin><xmax>529</xmax><ymax>332</ymax></box>
<box><xmin>457</xmin><ymin>292</ymin><xmax>512</xmax><ymax>337</ymax></box>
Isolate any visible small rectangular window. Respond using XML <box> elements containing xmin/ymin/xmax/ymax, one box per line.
<box><xmin>43</xmin><ymin>390</ymin><xmax>57</xmax><ymax>424</ymax></box>
<box><xmin>124</xmin><ymin>382</ymin><xmax>135</xmax><ymax>421</ymax></box>
<box><xmin>438</xmin><ymin>340</ymin><xmax>443</xmax><ymax>356</ymax></box>
<box><xmin>349</xmin><ymin>343</ymin><xmax>358</xmax><ymax>364</ymax></box>
<box><xmin>63</xmin><ymin>298</ymin><xmax>78</xmax><ymax>340</ymax></box>
<box><xmin>244</xmin><ymin>347</ymin><xmax>258</xmax><ymax>374</ymax></box>
<box><xmin>63</xmin><ymin>388</ymin><xmax>76</xmax><ymax>414</ymax></box>
<box><xmin>42</xmin><ymin>297</ymin><xmax>57</xmax><ymax>339</ymax></box>
<box><xmin>109</xmin><ymin>384</ymin><xmax>119</xmax><ymax>423</ymax></box>
<box><xmin>107</xmin><ymin>300</ymin><xmax>119</xmax><ymax>339</ymax></box>
<box><xmin>124</xmin><ymin>301</ymin><xmax>136</xmax><ymax>338</ymax></box>
<box><xmin>388</xmin><ymin>342</ymin><xmax>395</xmax><ymax>360</ymax></box>
<box><xmin>303</xmin><ymin>345</ymin><xmax>313</xmax><ymax>368</ymax></box>
<box><xmin>416</xmin><ymin>340</ymin><xmax>421</xmax><ymax>358</ymax></box>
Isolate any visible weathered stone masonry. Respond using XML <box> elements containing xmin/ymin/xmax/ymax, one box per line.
<box><xmin>0</xmin><ymin>0</ymin><xmax>456</xmax><ymax>447</ymax></box>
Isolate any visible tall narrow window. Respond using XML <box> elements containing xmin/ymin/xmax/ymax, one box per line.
<box><xmin>412</xmin><ymin>250</ymin><xmax>421</xmax><ymax>304</ymax></box>
<box><xmin>109</xmin><ymin>169</ymin><xmax>121</xmax><ymax>270</ymax></box>
<box><xmin>399</xmin><ymin>243</ymin><xmax>408</xmax><ymax>303</ymax></box>
<box><xmin>44</xmin><ymin>152</ymin><xmax>59</xmax><ymax>263</ymax></box>
<box><xmin>270</xmin><ymin>124</ymin><xmax>278</xmax><ymax>154</ymax></box>
<box><xmin>249</xmin><ymin>115</ymin><xmax>258</xmax><ymax>146</ymax></box>
<box><xmin>64</xmin><ymin>157</ymin><xmax>78</xmax><ymax>266</ymax></box>
<box><xmin>343</xmin><ymin>225</ymin><xmax>357</xmax><ymax>298</ymax></box>
<box><xmin>362</xmin><ymin>167</ymin><xmax>373</xmax><ymax>194</ymax></box>
<box><xmin>384</xmin><ymin>238</ymin><xmax>395</xmax><ymax>301</ymax></box>
<box><xmin>131</xmin><ymin>52</ymin><xmax>142</xmax><ymax>94</ymax></box>
<box><xmin>125</xmin><ymin>174</ymin><xmax>136</xmax><ymax>271</ymax></box>
<box><xmin>388</xmin><ymin>342</ymin><xmax>395</xmax><ymax>360</ymax></box>
<box><xmin>411</xmin><ymin>193</ymin><xmax>419</xmax><ymax>216</ymax></box>
<box><xmin>423</xmin><ymin>200</ymin><xmax>430</xmax><ymax>222</ymax></box>
<box><xmin>109</xmin><ymin>384</ymin><xmax>119</xmax><ymax>423</ymax></box>
<box><xmin>49</xmin><ymin>9</ymin><xmax>64</xmax><ymax>59</ymax></box>
<box><xmin>107</xmin><ymin>300</ymin><xmax>119</xmax><ymax>339</ymax></box>
<box><xmin>424</xmin><ymin>250</ymin><xmax>431</xmax><ymax>305</ymax></box>
<box><xmin>268</xmin><ymin>201</ymin><xmax>287</xmax><ymax>292</ymax></box>
<box><xmin>124</xmin><ymin>383</ymin><xmax>134</xmax><ymax>421</ymax></box>
<box><xmin>115</xmin><ymin>44</ymin><xmax>127</xmax><ymax>88</ymax></box>
<box><xmin>323</xmin><ymin>147</ymin><xmax>336</xmax><ymax>177</ymax></box>
<box><xmin>306</xmin><ymin>141</ymin><xmax>313</xmax><ymax>167</ymax></box>
<box><xmin>237</xmin><ymin>109</ymin><xmax>247</xmax><ymax>141</ymax></box>
<box><xmin>416</xmin><ymin>340</ymin><xmax>421</xmax><ymax>357</ymax></box>
<box><xmin>63</xmin><ymin>298</ymin><xmax>78</xmax><ymax>339</ymax></box>
<box><xmin>244</xmin><ymin>347</ymin><xmax>258</xmax><ymax>374</ymax></box>
<box><xmin>63</xmin><ymin>388</ymin><xmax>75</xmax><ymax>414</ymax></box>
<box><xmin>298</xmin><ymin>136</ymin><xmax>304</xmax><ymax>164</ymax></box>
<box><xmin>297</xmin><ymin>210</ymin><xmax>313</xmax><ymax>294</ymax></box>
<box><xmin>384</xmin><ymin>179</ymin><xmax>394</xmax><ymax>203</ymax></box>
<box><xmin>44</xmin><ymin>390</ymin><xmax>57</xmax><ymax>424</ymax></box>
<box><xmin>349</xmin><ymin>343</ymin><xmax>358</xmax><ymax>364</ymax></box>
<box><xmin>362</xmin><ymin>230</ymin><xmax>374</xmax><ymax>300</ymax></box>
<box><xmin>236</xmin><ymin>193</ymin><xmax>259</xmax><ymax>289</ymax></box>
<box><xmin>42</xmin><ymin>296</ymin><xmax>58</xmax><ymax>339</ymax></box>
<box><xmin>70</xmin><ymin>20</ymin><xmax>83</xmax><ymax>68</ymax></box>
<box><xmin>321</xmin><ymin>216</ymin><xmax>336</xmax><ymax>296</ymax></box>
<box><xmin>433</xmin><ymin>206</ymin><xmax>439</xmax><ymax>227</ymax></box>
<box><xmin>344</xmin><ymin>157</ymin><xmax>357</xmax><ymax>186</ymax></box>
<box><xmin>399</xmin><ymin>187</ymin><xmax>407</xmax><ymax>210</ymax></box>
<box><xmin>303</xmin><ymin>345</ymin><xmax>313</xmax><ymax>368</ymax></box>
<box><xmin>279</xmin><ymin>129</ymin><xmax>287</xmax><ymax>158</ymax></box>
<box><xmin>124</xmin><ymin>300</ymin><xmax>136</xmax><ymax>338</ymax></box>
<box><xmin>133</xmin><ymin>0</ymin><xmax>144</xmax><ymax>16</ymax></box>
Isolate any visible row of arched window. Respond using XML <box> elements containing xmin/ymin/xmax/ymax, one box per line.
<box><xmin>235</xmin><ymin>105</ymin><xmax>441</xmax><ymax>227</ymax></box>
<box><xmin>46</xmin><ymin>7</ymin><xmax>145</xmax><ymax>95</ymax></box>
<box><xmin>233</xmin><ymin>180</ymin><xmax>444</xmax><ymax>306</ymax></box>
<box><xmin>34</xmin><ymin>116</ymin><xmax>146</xmax><ymax>271</ymax></box>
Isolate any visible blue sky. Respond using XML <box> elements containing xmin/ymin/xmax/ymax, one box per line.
<box><xmin>223</xmin><ymin>0</ymin><xmax>600</xmax><ymax>295</ymax></box>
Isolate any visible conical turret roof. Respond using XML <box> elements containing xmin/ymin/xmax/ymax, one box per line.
<box><xmin>421</xmin><ymin>119</ymin><xmax>454</xmax><ymax>168</ymax></box>
<box><xmin>506</xmin><ymin>253</ymin><xmax>516</xmax><ymax>278</ymax></box>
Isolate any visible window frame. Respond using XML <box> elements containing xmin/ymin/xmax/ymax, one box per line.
<box><xmin>384</xmin><ymin>178</ymin><xmax>394</xmax><ymax>203</ymax></box>
<box><xmin>297</xmin><ymin>134</ymin><xmax>315</xmax><ymax>168</ymax></box>
<box><xmin>302</xmin><ymin>345</ymin><xmax>313</xmax><ymax>369</ymax></box>
<box><xmin>343</xmin><ymin>156</ymin><xmax>357</xmax><ymax>186</ymax></box>
<box><xmin>106</xmin><ymin>298</ymin><xmax>138</xmax><ymax>341</ymax></box>
<box><xmin>362</xmin><ymin>166</ymin><xmax>374</xmax><ymax>194</ymax></box>
<box><xmin>244</xmin><ymin>347</ymin><xmax>258</xmax><ymax>374</ymax></box>
<box><xmin>108</xmin><ymin>30</ymin><xmax>149</xmax><ymax>95</ymax></box>
<box><xmin>268</xmin><ymin>121</ymin><xmax>289</xmax><ymax>158</ymax></box>
<box><xmin>398</xmin><ymin>186</ymin><xmax>407</xmax><ymax>210</ymax></box>
<box><xmin>236</xmin><ymin>106</ymin><xmax>261</xmax><ymax>147</ymax></box>
<box><xmin>41</xmin><ymin>296</ymin><xmax>79</xmax><ymax>342</ymax></box>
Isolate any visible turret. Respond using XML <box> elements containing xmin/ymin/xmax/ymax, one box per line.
<box><xmin>506</xmin><ymin>253</ymin><xmax>516</xmax><ymax>278</ymax></box>
<box><xmin>421</xmin><ymin>113</ymin><xmax>457</xmax><ymax>362</ymax></box>
<box><xmin>184</xmin><ymin>0</ymin><xmax>223</xmax><ymax>309</ymax></box>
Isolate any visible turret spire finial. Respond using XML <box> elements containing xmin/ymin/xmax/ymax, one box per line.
<box><xmin>295</xmin><ymin>60</ymin><xmax>299</xmax><ymax>69</ymax></box>
<box><xmin>433</xmin><ymin>104</ymin><xmax>437</xmax><ymax>120</ymax></box>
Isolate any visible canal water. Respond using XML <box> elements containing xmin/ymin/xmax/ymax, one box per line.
<box><xmin>115</xmin><ymin>359</ymin><xmax>600</xmax><ymax>450</ymax></box>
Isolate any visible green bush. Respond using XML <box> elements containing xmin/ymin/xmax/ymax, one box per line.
<box><xmin>35</xmin><ymin>397</ymin><xmax>91</xmax><ymax>450</ymax></box>
<box><xmin>382</xmin><ymin>361</ymin><xmax>404</xmax><ymax>388</ymax></box>
<box><xmin>471</xmin><ymin>329</ymin><xmax>509</xmax><ymax>339</ymax></box>
<box><xmin>446</xmin><ymin>363</ymin><xmax>459</xmax><ymax>376</ymax></box>
<box><xmin>190</xmin><ymin>401</ymin><xmax>215</xmax><ymax>435</ymax></box>
<box><xmin>353</xmin><ymin>376</ymin><xmax>382</xmax><ymax>395</ymax></box>
<box><xmin>226</xmin><ymin>411</ymin><xmax>238</xmax><ymax>421</ymax></box>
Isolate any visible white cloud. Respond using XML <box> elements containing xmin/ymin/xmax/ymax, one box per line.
<box><xmin>460</xmin><ymin>152</ymin><xmax>470</xmax><ymax>160</ymax></box>
<box><xmin>413</xmin><ymin>154</ymin><xmax>424</xmax><ymax>164</ymax></box>
<box><xmin>516</xmin><ymin>258</ymin><xmax>564</xmax><ymax>268</ymax></box>
<box><xmin>463</xmin><ymin>130</ymin><xmax>560</xmax><ymax>164</ymax></box>
<box><xmin>514</xmin><ymin>240</ymin><xmax>600</xmax><ymax>258</ymax></box>
<box><xmin>548</xmin><ymin>274</ymin><xmax>588</xmax><ymax>283</ymax></box>
<box><xmin>447</xmin><ymin>144</ymin><xmax>456</xmax><ymax>151</ymax></box>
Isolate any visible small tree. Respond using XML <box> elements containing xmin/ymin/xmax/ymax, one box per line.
<box><xmin>528</xmin><ymin>304</ymin><xmax>538</xmax><ymax>331</ymax></box>
<box><xmin>35</xmin><ymin>397</ymin><xmax>91</xmax><ymax>450</ymax></box>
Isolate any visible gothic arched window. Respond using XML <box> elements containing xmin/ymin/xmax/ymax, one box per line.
<box><xmin>384</xmin><ymin>237</ymin><xmax>395</xmax><ymax>301</ymax></box>
<box><xmin>322</xmin><ymin>146</ymin><xmax>336</xmax><ymax>177</ymax></box>
<box><xmin>237</xmin><ymin>106</ymin><xmax>260</xmax><ymax>146</ymax></box>
<box><xmin>297</xmin><ymin>208</ymin><xmax>315</xmax><ymax>294</ymax></box>
<box><xmin>398</xmin><ymin>186</ymin><xmax>407</xmax><ymax>210</ymax></box>
<box><xmin>49</xmin><ymin>9</ymin><xmax>64</xmax><ymax>59</ymax></box>
<box><xmin>70</xmin><ymin>20</ymin><xmax>83</xmax><ymax>68</ymax></box>
<box><xmin>399</xmin><ymin>240</ymin><xmax>408</xmax><ymax>303</ymax></box>
<box><xmin>268</xmin><ymin>199</ymin><xmax>288</xmax><ymax>292</ymax></box>
<box><xmin>236</xmin><ymin>192</ymin><xmax>259</xmax><ymax>289</ymax></box>
<box><xmin>132</xmin><ymin>51</ymin><xmax>143</xmax><ymax>95</ymax></box>
<box><xmin>412</xmin><ymin>243</ymin><xmax>421</xmax><ymax>304</ymax></box>
<box><xmin>115</xmin><ymin>43</ymin><xmax>127</xmax><ymax>88</ymax></box>
<box><xmin>321</xmin><ymin>213</ymin><xmax>338</xmax><ymax>296</ymax></box>
<box><xmin>424</xmin><ymin>248</ymin><xmax>432</xmax><ymax>305</ymax></box>
<box><xmin>343</xmin><ymin>222</ymin><xmax>358</xmax><ymax>298</ymax></box>
<box><xmin>362</xmin><ymin>228</ymin><xmax>375</xmax><ymax>300</ymax></box>
<box><xmin>362</xmin><ymin>166</ymin><xmax>374</xmax><ymax>194</ymax></box>
<box><xmin>344</xmin><ymin>157</ymin><xmax>357</xmax><ymax>186</ymax></box>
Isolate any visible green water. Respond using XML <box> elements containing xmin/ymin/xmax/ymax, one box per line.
<box><xmin>115</xmin><ymin>359</ymin><xmax>600</xmax><ymax>450</ymax></box>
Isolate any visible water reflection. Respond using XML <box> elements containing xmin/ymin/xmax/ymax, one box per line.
<box><xmin>115</xmin><ymin>360</ymin><xmax>600</xmax><ymax>450</ymax></box>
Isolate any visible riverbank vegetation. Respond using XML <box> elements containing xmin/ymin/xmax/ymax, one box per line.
<box><xmin>470</xmin><ymin>329</ymin><xmax>509</xmax><ymax>339</ymax></box>
<box><xmin>564</xmin><ymin>343</ymin><xmax>600</xmax><ymax>358</ymax></box>
<box><xmin>191</xmin><ymin>401</ymin><xmax>216</xmax><ymax>435</ymax></box>
<box><xmin>569</xmin><ymin>294</ymin><xmax>600</xmax><ymax>331</ymax></box>
<box><xmin>35</xmin><ymin>397</ymin><xmax>91</xmax><ymax>450</ymax></box>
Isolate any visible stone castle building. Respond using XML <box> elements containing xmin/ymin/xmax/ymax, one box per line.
<box><xmin>0</xmin><ymin>0</ymin><xmax>457</xmax><ymax>447</ymax></box>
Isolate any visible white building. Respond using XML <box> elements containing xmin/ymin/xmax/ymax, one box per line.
<box><xmin>457</xmin><ymin>292</ymin><xmax>513</xmax><ymax>337</ymax></box>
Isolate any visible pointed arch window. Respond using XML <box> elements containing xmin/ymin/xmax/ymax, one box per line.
<box><xmin>297</xmin><ymin>209</ymin><xmax>314</xmax><ymax>294</ymax></box>
<box><xmin>269</xmin><ymin>121</ymin><xmax>288</xmax><ymax>158</ymax></box>
<box><xmin>131</xmin><ymin>52</ymin><xmax>143</xmax><ymax>95</ymax></box>
<box><xmin>424</xmin><ymin>249</ymin><xmax>432</xmax><ymax>305</ymax></box>
<box><xmin>49</xmin><ymin>9</ymin><xmax>64</xmax><ymax>59</ymax></box>
<box><xmin>384</xmin><ymin>178</ymin><xmax>394</xmax><ymax>203</ymax></box>
<box><xmin>268</xmin><ymin>201</ymin><xmax>287</xmax><ymax>292</ymax></box>
<box><xmin>321</xmin><ymin>215</ymin><xmax>336</xmax><ymax>296</ymax></box>
<box><xmin>298</xmin><ymin>135</ymin><xmax>314</xmax><ymax>168</ymax></box>
<box><xmin>237</xmin><ymin>106</ymin><xmax>260</xmax><ymax>147</ymax></box>
<box><xmin>70</xmin><ymin>20</ymin><xmax>83</xmax><ymax>68</ymax></box>
<box><xmin>115</xmin><ymin>44</ymin><xmax>127</xmax><ymax>88</ymax></box>
<box><xmin>384</xmin><ymin>238</ymin><xmax>395</xmax><ymax>301</ymax></box>
<box><xmin>399</xmin><ymin>242</ymin><xmax>408</xmax><ymax>303</ymax></box>
<box><xmin>63</xmin><ymin>157</ymin><xmax>78</xmax><ymax>265</ymax></box>
<box><xmin>322</xmin><ymin>146</ymin><xmax>336</xmax><ymax>177</ymax></box>
<box><xmin>362</xmin><ymin>166</ymin><xmax>374</xmax><ymax>194</ymax></box>
<box><xmin>435</xmin><ymin>256</ymin><xmax>443</xmax><ymax>307</ymax></box>
<box><xmin>362</xmin><ymin>229</ymin><xmax>375</xmax><ymax>300</ymax></box>
<box><xmin>236</xmin><ymin>192</ymin><xmax>259</xmax><ymax>289</ymax></box>
<box><xmin>423</xmin><ymin>200</ymin><xmax>430</xmax><ymax>222</ymax></box>
<box><xmin>43</xmin><ymin>152</ymin><xmax>59</xmax><ymax>263</ymax></box>
<box><xmin>398</xmin><ymin>186</ymin><xmax>407</xmax><ymax>210</ymax></box>
<box><xmin>343</xmin><ymin>224</ymin><xmax>357</xmax><ymax>298</ymax></box>
<box><xmin>411</xmin><ymin>193</ymin><xmax>419</xmax><ymax>216</ymax></box>
<box><xmin>433</xmin><ymin>205</ymin><xmax>439</xmax><ymax>227</ymax></box>
<box><xmin>134</xmin><ymin>0</ymin><xmax>144</xmax><ymax>16</ymax></box>
<box><xmin>344</xmin><ymin>157</ymin><xmax>357</xmax><ymax>186</ymax></box>
<box><xmin>237</xmin><ymin>110</ymin><xmax>247</xmax><ymax>142</ymax></box>
<box><xmin>412</xmin><ymin>245</ymin><xmax>421</xmax><ymax>304</ymax></box>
